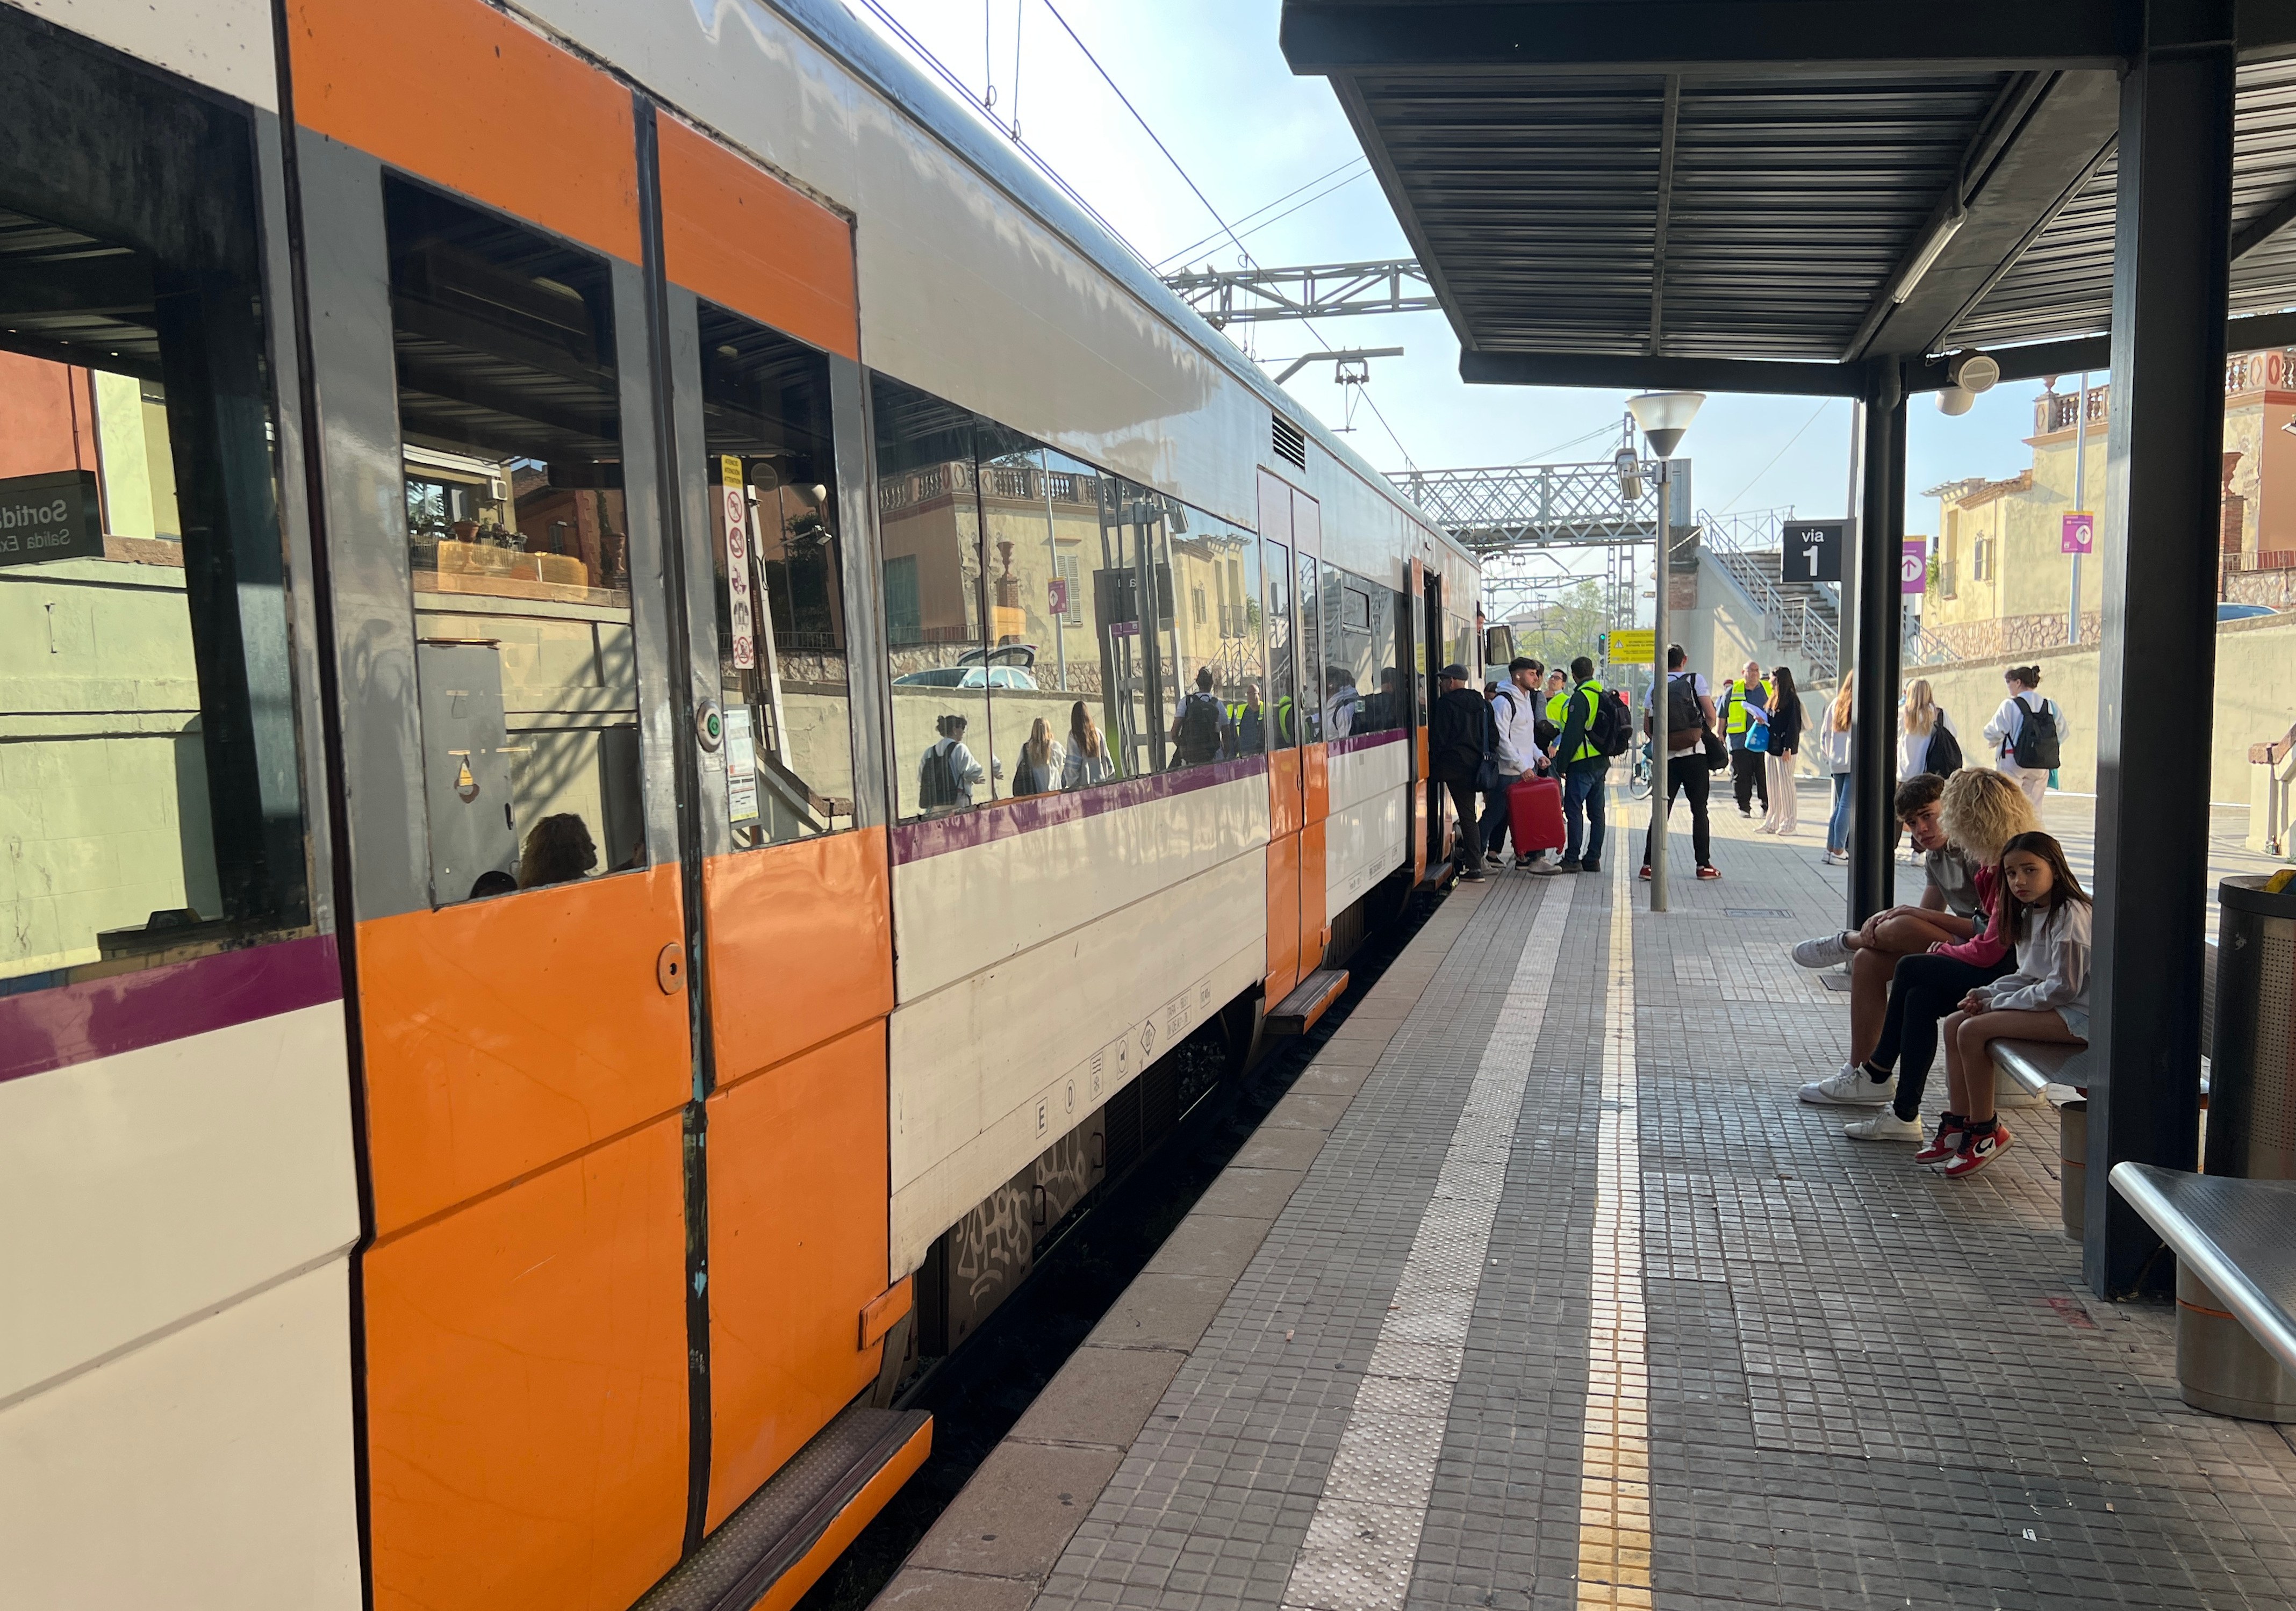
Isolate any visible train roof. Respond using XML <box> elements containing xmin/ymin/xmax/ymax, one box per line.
<box><xmin>770</xmin><ymin>0</ymin><xmax>1472</xmax><ymax>567</ymax></box>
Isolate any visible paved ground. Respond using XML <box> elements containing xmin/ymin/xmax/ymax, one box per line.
<box><xmin>874</xmin><ymin>783</ymin><xmax>2296</xmax><ymax>1611</ymax></box>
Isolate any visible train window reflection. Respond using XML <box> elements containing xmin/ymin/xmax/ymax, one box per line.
<box><xmin>1265</xmin><ymin>541</ymin><xmax>1295</xmax><ymax>748</ymax></box>
<box><xmin>386</xmin><ymin>177</ymin><xmax>646</xmax><ymax>904</ymax></box>
<box><xmin>0</xmin><ymin>112</ymin><xmax>307</xmax><ymax>988</ymax></box>
<box><xmin>697</xmin><ymin>301</ymin><xmax>852</xmax><ymax>845</ymax></box>
<box><xmin>873</xmin><ymin>374</ymin><xmax>994</xmax><ymax>816</ymax></box>
<box><xmin>1160</xmin><ymin>517</ymin><xmax>1262</xmax><ymax>765</ymax></box>
<box><xmin>1294</xmin><ymin>548</ymin><xmax>1323</xmax><ymax>744</ymax></box>
<box><xmin>1320</xmin><ymin>566</ymin><xmax>1402</xmax><ymax>735</ymax></box>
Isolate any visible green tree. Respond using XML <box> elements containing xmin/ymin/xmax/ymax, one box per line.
<box><xmin>1506</xmin><ymin>579</ymin><xmax>1612</xmax><ymax>672</ymax></box>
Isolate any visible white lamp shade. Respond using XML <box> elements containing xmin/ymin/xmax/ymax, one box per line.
<box><xmin>1627</xmin><ymin>390</ymin><xmax>1704</xmax><ymax>459</ymax></box>
<box><xmin>1936</xmin><ymin>385</ymin><xmax>1976</xmax><ymax>416</ymax></box>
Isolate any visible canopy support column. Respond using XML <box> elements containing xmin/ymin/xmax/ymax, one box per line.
<box><xmin>2085</xmin><ymin>0</ymin><xmax>2235</xmax><ymax>1299</ymax></box>
<box><xmin>1849</xmin><ymin>362</ymin><xmax>1905</xmax><ymax>925</ymax></box>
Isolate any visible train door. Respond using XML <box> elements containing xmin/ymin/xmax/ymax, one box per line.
<box><xmin>1293</xmin><ymin>491</ymin><xmax>1329</xmax><ymax>973</ymax></box>
<box><xmin>1408</xmin><ymin>555</ymin><xmax>1430</xmax><ymax>882</ymax></box>
<box><xmin>1258</xmin><ymin>471</ymin><xmax>1302</xmax><ymax>1002</ymax></box>
<box><xmin>1423</xmin><ymin>566</ymin><xmax>1451</xmax><ymax>872</ymax></box>
<box><xmin>289</xmin><ymin>6</ymin><xmax>697</xmax><ymax>1609</ymax></box>
<box><xmin>650</xmin><ymin>117</ymin><xmax>910</xmax><ymax>1535</ymax></box>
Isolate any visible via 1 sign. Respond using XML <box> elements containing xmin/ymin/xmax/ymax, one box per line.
<box><xmin>0</xmin><ymin>469</ymin><xmax>103</xmax><ymax>568</ymax></box>
<box><xmin>1779</xmin><ymin>519</ymin><xmax>1847</xmax><ymax>584</ymax></box>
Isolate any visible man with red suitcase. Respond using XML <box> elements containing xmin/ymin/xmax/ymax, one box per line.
<box><xmin>1484</xmin><ymin>657</ymin><xmax>1555</xmax><ymax>871</ymax></box>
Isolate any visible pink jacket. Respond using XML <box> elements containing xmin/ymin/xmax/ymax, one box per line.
<box><xmin>1933</xmin><ymin>863</ymin><xmax>2011</xmax><ymax>968</ymax></box>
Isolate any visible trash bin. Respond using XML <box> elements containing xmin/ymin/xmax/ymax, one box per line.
<box><xmin>2179</xmin><ymin>873</ymin><xmax>2296</xmax><ymax>1421</ymax></box>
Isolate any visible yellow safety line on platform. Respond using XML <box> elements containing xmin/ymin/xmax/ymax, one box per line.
<box><xmin>1576</xmin><ymin>853</ymin><xmax>1652</xmax><ymax>1608</ymax></box>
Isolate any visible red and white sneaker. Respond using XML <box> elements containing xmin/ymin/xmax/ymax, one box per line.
<box><xmin>1942</xmin><ymin>1123</ymin><xmax>2013</xmax><ymax>1178</ymax></box>
<box><xmin>1912</xmin><ymin>1119</ymin><xmax>1966</xmax><ymax>1168</ymax></box>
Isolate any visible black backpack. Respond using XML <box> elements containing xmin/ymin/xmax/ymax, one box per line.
<box><xmin>1925</xmin><ymin>717</ymin><xmax>1964</xmax><ymax>778</ymax></box>
<box><xmin>1176</xmin><ymin>691</ymin><xmax>1224</xmax><ymax>763</ymax></box>
<box><xmin>1664</xmin><ymin>673</ymin><xmax>1703</xmax><ymax>739</ymax></box>
<box><xmin>1588</xmin><ymin>687</ymin><xmax>1634</xmax><ymax>758</ymax></box>
<box><xmin>2010</xmin><ymin>696</ymin><xmax>2061</xmax><ymax>771</ymax></box>
<box><xmin>918</xmin><ymin>740</ymin><xmax>965</xmax><ymax>811</ymax></box>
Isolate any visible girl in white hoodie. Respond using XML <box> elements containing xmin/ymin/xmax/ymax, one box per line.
<box><xmin>1924</xmin><ymin>831</ymin><xmax>2092</xmax><ymax>1178</ymax></box>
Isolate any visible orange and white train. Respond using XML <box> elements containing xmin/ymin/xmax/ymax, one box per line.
<box><xmin>0</xmin><ymin>1</ymin><xmax>1483</xmax><ymax>1606</ymax></box>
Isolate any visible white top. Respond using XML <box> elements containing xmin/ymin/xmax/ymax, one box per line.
<box><xmin>1820</xmin><ymin>719</ymin><xmax>1853</xmax><ymax>774</ymax></box>
<box><xmin>1062</xmin><ymin>742</ymin><xmax>1115</xmax><ymax>789</ymax></box>
<box><xmin>1983</xmin><ymin>690</ymin><xmax>2066</xmax><ymax>773</ymax></box>
<box><xmin>1490</xmin><ymin>684</ymin><xmax>1543</xmax><ymax>774</ymax></box>
<box><xmin>1897</xmin><ymin>706</ymin><xmax>1961</xmax><ymax>780</ymax></box>
<box><xmin>1977</xmin><ymin>899</ymin><xmax>2092</xmax><ymax>1016</ymax></box>
<box><xmin>927</xmin><ymin>737</ymin><xmax>986</xmax><ymax>803</ymax></box>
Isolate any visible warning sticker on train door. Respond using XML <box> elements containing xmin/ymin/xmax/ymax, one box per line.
<box><xmin>720</xmin><ymin>455</ymin><xmax>756</xmax><ymax>669</ymax></box>
<box><xmin>724</xmin><ymin>706</ymin><xmax>759</xmax><ymax>824</ymax></box>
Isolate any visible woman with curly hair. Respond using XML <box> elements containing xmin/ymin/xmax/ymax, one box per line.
<box><xmin>1831</xmin><ymin>769</ymin><xmax>2040</xmax><ymax>1143</ymax></box>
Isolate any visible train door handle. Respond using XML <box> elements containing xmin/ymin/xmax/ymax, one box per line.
<box><xmin>657</xmin><ymin>942</ymin><xmax>686</xmax><ymax>994</ymax></box>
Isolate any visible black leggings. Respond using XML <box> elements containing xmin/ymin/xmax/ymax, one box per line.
<box><xmin>1872</xmin><ymin>952</ymin><xmax>2016</xmax><ymax>1121</ymax></box>
<box><xmin>1642</xmin><ymin>752</ymin><xmax>1712</xmax><ymax>869</ymax></box>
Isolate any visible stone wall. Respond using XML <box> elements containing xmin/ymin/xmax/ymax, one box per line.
<box><xmin>1898</xmin><ymin>612</ymin><xmax>2296</xmax><ymax>804</ymax></box>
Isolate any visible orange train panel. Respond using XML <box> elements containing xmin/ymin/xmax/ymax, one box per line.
<box><xmin>657</xmin><ymin>117</ymin><xmax>858</xmax><ymax>362</ymax></box>
<box><xmin>1410</xmin><ymin>556</ymin><xmax>1428</xmax><ymax>882</ymax></box>
<box><xmin>286</xmin><ymin>0</ymin><xmax>640</xmax><ymax>263</ymax></box>
<box><xmin>356</xmin><ymin>862</ymin><xmax>691</xmax><ymax>1236</ymax></box>
<box><xmin>364</xmin><ymin>1114</ymin><xmax>689</xmax><ymax>1611</ymax></box>
<box><xmin>704</xmin><ymin>1020</ymin><xmax>891</xmax><ymax>1530</ymax></box>
<box><xmin>1302</xmin><ymin>739</ymin><xmax>1329</xmax><ymax>826</ymax></box>
<box><xmin>1269</xmin><ymin>745</ymin><xmax>1304</xmax><ymax>842</ymax></box>
<box><xmin>1413</xmin><ymin>725</ymin><xmax>1431</xmax><ymax>881</ymax></box>
<box><xmin>702</xmin><ymin>828</ymin><xmax>893</xmax><ymax>1088</ymax></box>
<box><xmin>1265</xmin><ymin>830</ymin><xmax>1301</xmax><ymax>1006</ymax></box>
<box><xmin>1300</xmin><ymin>818</ymin><xmax>1329</xmax><ymax>975</ymax></box>
<box><xmin>754</xmin><ymin>1418</ymin><xmax>932</xmax><ymax>1611</ymax></box>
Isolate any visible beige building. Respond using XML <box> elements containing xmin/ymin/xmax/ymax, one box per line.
<box><xmin>1923</xmin><ymin>353</ymin><xmax>2296</xmax><ymax>659</ymax></box>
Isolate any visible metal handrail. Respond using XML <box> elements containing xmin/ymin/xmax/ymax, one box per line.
<box><xmin>1695</xmin><ymin>506</ymin><xmax>1841</xmax><ymax>675</ymax></box>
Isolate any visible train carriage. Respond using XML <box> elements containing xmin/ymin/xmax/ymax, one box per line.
<box><xmin>0</xmin><ymin>1</ymin><xmax>1483</xmax><ymax>1607</ymax></box>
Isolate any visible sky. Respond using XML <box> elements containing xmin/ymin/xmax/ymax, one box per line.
<box><xmin>851</xmin><ymin>0</ymin><xmax>2074</xmax><ymax>539</ymax></box>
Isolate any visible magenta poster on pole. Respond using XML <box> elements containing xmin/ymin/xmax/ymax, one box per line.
<box><xmin>1900</xmin><ymin>539</ymin><xmax>1926</xmax><ymax>594</ymax></box>
<box><xmin>2062</xmin><ymin>510</ymin><xmax>2095</xmax><ymax>554</ymax></box>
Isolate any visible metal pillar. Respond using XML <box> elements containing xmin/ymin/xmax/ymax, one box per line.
<box><xmin>2085</xmin><ymin>1</ymin><xmax>2235</xmax><ymax>1299</ymax></box>
<box><xmin>1650</xmin><ymin>458</ymin><xmax>1671</xmax><ymax>911</ymax></box>
<box><xmin>1849</xmin><ymin>362</ymin><xmax>1905</xmax><ymax>925</ymax></box>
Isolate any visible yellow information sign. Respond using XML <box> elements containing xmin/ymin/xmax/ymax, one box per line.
<box><xmin>1608</xmin><ymin>629</ymin><xmax>1656</xmax><ymax>663</ymax></box>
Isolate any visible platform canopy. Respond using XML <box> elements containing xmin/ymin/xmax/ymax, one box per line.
<box><xmin>1279</xmin><ymin>1</ymin><xmax>2296</xmax><ymax>394</ymax></box>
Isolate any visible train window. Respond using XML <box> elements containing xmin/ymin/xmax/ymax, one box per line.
<box><xmin>1294</xmin><ymin>548</ymin><xmax>1323</xmax><ymax>745</ymax></box>
<box><xmin>1156</xmin><ymin>513</ymin><xmax>1262</xmax><ymax>766</ymax></box>
<box><xmin>872</xmin><ymin>374</ymin><xmax>994</xmax><ymax>817</ymax></box>
<box><xmin>1264</xmin><ymin>540</ymin><xmax>1295</xmax><ymax>749</ymax></box>
<box><xmin>695</xmin><ymin>302</ymin><xmax>853</xmax><ymax>845</ymax></box>
<box><xmin>973</xmin><ymin>429</ymin><xmax>1070</xmax><ymax>803</ymax></box>
<box><xmin>0</xmin><ymin>38</ymin><xmax>308</xmax><ymax>991</ymax></box>
<box><xmin>385</xmin><ymin>177</ymin><xmax>646</xmax><ymax>903</ymax></box>
<box><xmin>1321</xmin><ymin>564</ymin><xmax>1400</xmax><ymax>737</ymax></box>
<box><xmin>1374</xmin><ymin>585</ymin><xmax>1405</xmax><ymax>732</ymax></box>
<box><xmin>1080</xmin><ymin>468</ymin><xmax>1158</xmax><ymax>780</ymax></box>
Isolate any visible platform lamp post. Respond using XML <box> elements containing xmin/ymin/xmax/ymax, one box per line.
<box><xmin>1627</xmin><ymin>390</ymin><xmax>1703</xmax><ymax>912</ymax></box>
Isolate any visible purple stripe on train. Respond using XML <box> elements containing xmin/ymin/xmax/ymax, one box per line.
<box><xmin>892</xmin><ymin>753</ymin><xmax>1271</xmax><ymax>864</ymax></box>
<box><xmin>1</xmin><ymin>933</ymin><xmax>343</xmax><ymax>1085</ymax></box>
<box><xmin>1325</xmin><ymin>728</ymin><xmax>1409</xmax><ymax>757</ymax></box>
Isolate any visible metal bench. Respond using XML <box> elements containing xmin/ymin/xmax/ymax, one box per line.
<box><xmin>2111</xmin><ymin>1163</ymin><xmax>2296</xmax><ymax>1378</ymax></box>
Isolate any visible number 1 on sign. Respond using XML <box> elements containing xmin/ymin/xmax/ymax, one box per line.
<box><xmin>1803</xmin><ymin>543</ymin><xmax>1821</xmax><ymax>571</ymax></box>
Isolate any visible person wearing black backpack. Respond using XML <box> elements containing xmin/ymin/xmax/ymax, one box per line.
<box><xmin>1429</xmin><ymin>663</ymin><xmax>1495</xmax><ymax>880</ymax></box>
<box><xmin>1546</xmin><ymin>655</ymin><xmax>1620</xmax><ymax>873</ymax></box>
<box><xmin>1982</xmin><ymin>664</ymin><xmax>2065</xmax><ymax>810</ymax></box>
<box><xmin>1639</xmin><ymin>644</ymin><xmax>1723</xmax><ymax>881</ymax></box>
<box><xmin>1171</xmin><ymin>665</ymin><xmax>1229</xmax><ymax>768</ymax></box>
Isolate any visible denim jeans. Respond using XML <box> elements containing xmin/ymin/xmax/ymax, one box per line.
<box><xmin>1562</xmin><ymin>759</ymin><xmax>1608</xmax><ymax>864</ymax></box>
<box><xmin>1826</xmin><ymin>772</ymin><xmax>1853</xmax><ymax>853</ymax></box>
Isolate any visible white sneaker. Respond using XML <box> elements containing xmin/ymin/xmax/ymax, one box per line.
<box><xmin>1799</xmin><ymin>1062</ymin><xmax>1895</xmax><ymax>1107</ymax></box>
<box><xmin>1842</xmin><ymin>1110</ymin><xmax>1925</xmax><ymax>1141</ymax></box>
<box><xmin>1791</xmin><ymin>931</ymin><xmax>1854</xmax><ymax>969</ymax></box>
<box><xmin>1824</xmin><ymin>848</ymin><xmax>1849</xmax><ymax>865</ymax></box>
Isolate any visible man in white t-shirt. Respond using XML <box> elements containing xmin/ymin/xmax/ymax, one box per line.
<box><xmin>1484</xmin><ymin>656</ymin><xmax>1551</xmax><ymax>869</ymax></box>
<box><xmin>1640</xmin><ymin>643</ymin><xmax>1721</xmax><ymax>881</ymax></box>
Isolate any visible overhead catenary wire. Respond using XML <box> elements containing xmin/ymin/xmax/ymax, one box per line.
<box><xmin>1717</xmin><ymin>400</ymin><xmax>1833</xmax><ymax>514</ymax></box>
<box><xmin>854</xmin><ymin>0</ymin><xmax>1419</xmax><ymax>469</ymax></box>
<box><xmin>1153</xmin><ymin>156</ymin><xmax>1369</xmax><ymax>271</ymax></box>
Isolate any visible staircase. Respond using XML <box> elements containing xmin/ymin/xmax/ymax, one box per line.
<box><xmin>1697</xmin><ymin>508</ymin><xmax>1840</xmax><ymax>679</ymax></box>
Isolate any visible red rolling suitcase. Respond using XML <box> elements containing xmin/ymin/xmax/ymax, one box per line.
<box><xmin>1508</xmin><ymin>775</ymin><xmax>1566</xmax><ymax>855</ymax></box>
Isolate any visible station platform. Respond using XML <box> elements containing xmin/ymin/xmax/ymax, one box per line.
<box><xmin>872</xmin><ymin>793</ymin><xmax>2296</xmax><ymax>1610</ymax></box>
